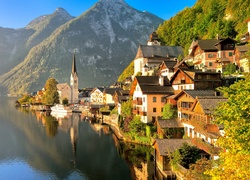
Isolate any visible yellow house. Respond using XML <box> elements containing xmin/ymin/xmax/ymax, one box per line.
<box><xmin>130</xmin><ymin>76</ymin><xmax>174</xmax><ymax>123</ymax></box>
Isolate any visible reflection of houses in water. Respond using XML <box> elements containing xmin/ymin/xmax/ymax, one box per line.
<box><xmin>130</xmin><ymin>162</ymin><xmax>154</xmax><ymax>180</ymax></box>
<box><xmin>90</xmin><ymin>123</ymin><xmax>111</xmax><ymax>136</ymax></box>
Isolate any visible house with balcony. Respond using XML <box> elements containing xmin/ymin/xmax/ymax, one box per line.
<box><xmin>188</xmin><ymin>37</ymin><xmax>236</xmax><ymax>72</ymax></box>
<box><xmin>130</xmin><ymin>76</ymin><xmax>174</xmax><ymax>123</ymax></box>
<box><xmin>174</xmin><ymin>90</ymin><xmax>227</xmax><ymax>159</ymax></box>
<box><xmin>170</xmin><ymin>68</ymin><xmax>222</xmax><ymax>94</ymax></box>
<box><xmin>133</xmin><ymin>31</ymin><xmax>183</xmax><ymax>76</ymax></box>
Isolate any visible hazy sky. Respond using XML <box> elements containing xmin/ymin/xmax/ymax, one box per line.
<box><xmin>0</xmin><ymin>0</ymin><xmax>196</xmax><ymax>29</ymax></box>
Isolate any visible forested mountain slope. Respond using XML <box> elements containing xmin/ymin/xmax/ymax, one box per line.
<box><xmin>157</xmin><ymin>0</ymin><xmax>250</xmax><ymax>54</ymax></box>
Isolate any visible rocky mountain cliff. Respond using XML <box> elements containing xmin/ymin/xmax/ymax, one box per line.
<box><xmin>0</xmin><ymin>0</ymin><xmax>163</xmax><ymax>94</ymax></box>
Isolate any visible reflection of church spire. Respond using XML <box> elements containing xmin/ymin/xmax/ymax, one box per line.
<box><xmin>70</xmin><ymin>114</ymin><xmax>79</xmax><ymax>165</ymax></box>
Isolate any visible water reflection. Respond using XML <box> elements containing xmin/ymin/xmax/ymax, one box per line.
<box><xmin>0</xmin><ymin>97</ymin><xmax>156</xmax><ymax>180</ymax></box>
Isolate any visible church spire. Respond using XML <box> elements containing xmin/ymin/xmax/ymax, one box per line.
<box><xmin>72</xmin><ymin>53</ymin><xmax>78</xmax><ymax>76</ymax></box>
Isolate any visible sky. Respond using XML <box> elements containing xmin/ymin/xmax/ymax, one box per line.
<box><xmin>0</xmin><ymin>0</ymin><xmax>196</xmax><ymax>29</ymax></box>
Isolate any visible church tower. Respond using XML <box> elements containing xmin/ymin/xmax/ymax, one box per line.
<box><xmin>147</xmin><ymin>31</ymin><xmax>161</xmax><ymax>46</ymax></box>
<box><xmin>70</xmin><ymin>53</ymin><xmax>79</xmax><ymax>104</ymax></box>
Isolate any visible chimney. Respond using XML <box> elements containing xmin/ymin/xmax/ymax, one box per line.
<box><xmin>159</xmin><ymin>75</ymin><xmax>164</xmax><ymax>86</ymax></box>
<box><xmin>216</xmin><ymin>34</ymin><xmax>220</xmax><ymax>40</ymax></box>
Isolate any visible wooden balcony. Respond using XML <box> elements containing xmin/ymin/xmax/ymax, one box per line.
<box><xmin>133</xmin><ymin>109</ymin><xmax>139</xmax><ymax>114</ymax></box>
<box><xmin>139</xmin><ymin>111</ymin><xmax>147</xmax><ymax>116</ymax></box>
<box><xmin>132</xmin><ymin>100</ymin><xmax>142</xmax><ymax>105</ymax></box>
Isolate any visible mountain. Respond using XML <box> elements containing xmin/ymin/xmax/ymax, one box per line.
<box><xmin>0</xmin><ymin>0</ymin><xmax>163</xmax><ymax>94</ymax></box>
<box><xmin>0</xmin><ymin>8</ymin><xmax>74</xmax><ymax>76</ymax></box>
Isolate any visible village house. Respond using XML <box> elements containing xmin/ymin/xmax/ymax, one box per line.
<box><xmin>133</xmin><ymin>31</ymin><xmax>184</xmax><ymax>76</ymax></box>
<box><xmin>130</xmin><ymin>76</ymin><xmax>174</xmax><ymax>123</ymax></box>
<box><xmin>234</xmin><ymin>45</ymin><xmax>250</xmax><ymax>72</ymax></box>
<box><xmin>175</xmin><ymin>90</ymin><xmax>227</xmax><ymax>159</ymax></box>
<box><xmin>158</xmin><ymin>59</ymin><xmax>189</xmax><ymax>80</ymax></box>
<box><xmin>153</xmin><ymin>139</ymin><xmax>191</xmax><ymax>179</ymax></box>
<box><xmin>170</xmin><ymin>68</ymin><xmax>222</xmax><ymax>94</ymax></box>
<box><xmin>240</xmin><ymin>18</ymin><xmax>250</xmax><ymax>43</ymax></box>
<box><xmin>188</xmin><ymin>37</ymin><xmax>236</xmax><ymax>72</ymax></box>
<box><xmin>103</xmin><ymin>87</ymin><xmax>122</xmax><ymax>108</ymax></box>
<box><xmin>89</xmin><ymin>87</ymin><xmax>105</xmax><ymax>105</ymax></box>
<box><xmin>112</xmin><ymin>89</ymin><xmax>130</xmax><ymax>115</ymax></box>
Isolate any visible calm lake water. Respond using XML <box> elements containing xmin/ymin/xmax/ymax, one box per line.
<box><xmin>0</xmin><ymin>97</ymin><xmax>155</xmax><ymax>180</ymax></box>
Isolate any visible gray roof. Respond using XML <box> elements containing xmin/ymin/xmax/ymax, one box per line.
<box><xmin>197</xmin><ymin>97</ymin><xmax>227</xmax><ymax>114</ymax></box>
<box><xmin>155</xmin><ymin>139</ymin><xmax>191</xmax><ymax>156</ymax></box>
<box><xmin>139</xmin><ymin>45</ymin><xmax>183</xmax><ymax>58</ymax></box>
<box><xmin>104</xmin><ymin>88</ymin><xmax>122</xmax><ymax>95</ymax></box>
<box><xmin>158</xmin><ymin>119</ymin><xmax>183</xmax><ymax>128</ymax></box>
<box><xmin>136</xmin><ymin>76</ymin><xmax>170</xmax><ymax>85</ymax></box>
<box><xmin>196</xmin><ymin>39</ymin><xmax>219</xmax><ymax>51</ymax></box>
<box><xmin>184</xmin><ymin>90</ymin><xmax>219</xmax><ymax>98</ymax></box>
<box><xmin>140</xmin><ymin>85</ymin><xmax>174</xmax><ymax>94</ymax></box>
<box><xmin>236</xmin><ymin>45</ymin><xmax>250</xmax><ymax>52</ymax></box>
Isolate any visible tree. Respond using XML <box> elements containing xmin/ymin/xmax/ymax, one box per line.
<box><xmin>162</xmin><ymin>103</ymin><xmax>176</xmax><ymax>119</ymax></box>
<box><xmin>186</xmin><ymin>158</ymin><xmax>212</xmax><ymax>180</ymax></box>
<box><xmin>42</xmin><ymin>78</ymin><xmax>59</xmax><ymax>105</ymax></box>
<box><xmin>171</xmin><ymin>143</ymin><xmax>202</xmax><ymax>169</ymax></box>
<box><xmin>206</xmin><ymin>75</ymin><xmax>250</xmax><ymax>179</ymax></box>
<box><xmin>121</xmin><ymin>98</ymin><xmax>132</xmax><ymax>117</ymax></box>
<box><xmin>224</xmin><ymin>63</ymin><xmax>237</xmax><ymax>75</ymax></box>
<box><xmin>62</xmin><ymin>97</ymin><xmax>69</xmax><ymax>105</ymax></box>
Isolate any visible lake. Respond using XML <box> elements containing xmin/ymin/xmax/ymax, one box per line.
<box><xmin>0</xmin><ymin>97</ymin><xmax>155</xmax><ymax>180</ymax></box>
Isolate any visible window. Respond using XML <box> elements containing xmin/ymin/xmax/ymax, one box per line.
<box><xmin>161</xmin><ymin>97</ymin><xmax>165</xmax><ymax>102</ymax></box>
<box><xmin>153</xmin><ymin>108</ymin><xmax>156</xmax><ymax>112</ymax></box>
<box><xmin>206</xmin><ymin>75</ymin><xmax>211</xmax><ymax>79</ymax></box>
<box><xmin>209</xmin><ymin>62</ymin><xmax>213</xmax><ymax>66</ymax></box>
<box><xmin>153</xmin><ymin>97</ymin><xmax>156</xmax><ymax>102</ymax></box>
<box><xmin>228</xmin><ymin>52</ymin><xmax>233</xmax><ymax>56</ymax></box>
<box><xmin>161</xmin><ymin>108</ymin><xmax>163</xmax><ymax>112</ymax></box>
<box><xmin>208</xmin><ymin>54</ymin><xmax>214</xmax><ymax>58</ymax></box>
<box><xmin>143</xmin><ymin>97</ymin><xmax>145</xmax><ymax>102</ymax></box>
<box><xmin>198</xmin><ymin>75</ymin><xmax>202</xmax><ymax>80</ymax></box>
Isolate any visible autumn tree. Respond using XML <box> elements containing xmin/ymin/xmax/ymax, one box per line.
<box><xmin>42</xmin><ymin>78</ymin><xmax>59</xmax><ymax>105</ymax></box>
<box><xmin>206</xmin><ymin>75</ymin><xmax>250</xmax><ymax>179</ymax></box>
<box><xmin>162</xmin><ymin>103</ymin><xmax>176</xmax><ymax>119</ymax></box>
<box><xmin>186</xmin><ymin>158</ymin><xmax>212</xmax><ymax>180</ymax></box>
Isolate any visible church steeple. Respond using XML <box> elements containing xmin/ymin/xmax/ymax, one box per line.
<box><xmin>70</xmin><ymin>53</ymin><xmax>79</xmax><ymax>104</ymax></box>
<box><xmin>72</xmin><ymin>53</ymin><xmax>78</xmax><ymax>76</ymax></box>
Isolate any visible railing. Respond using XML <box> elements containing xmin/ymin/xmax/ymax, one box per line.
<box><xmin>139</xmin><ymin>111</ymin><xmax>147</xmax><ymax>116</ymax></box>
<box><xmin>132</xmin><ymin>109</ymin><xmax>139</xmax><ymax>114</ymax></box>
<box><xmin>132</xmin><ymin>100</ymin><xmax>142</xmax><ymax>105</ymax></box>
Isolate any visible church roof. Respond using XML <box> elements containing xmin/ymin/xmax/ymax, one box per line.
<box><xmin>135</xmin><ymin>45</ymin><xmax>183</xmax><ymax>59</ymax></box>
<box><xmin>57</xmin><ymin>83</ymin><xmax>70</xmax><ymax>91</ymax></box>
